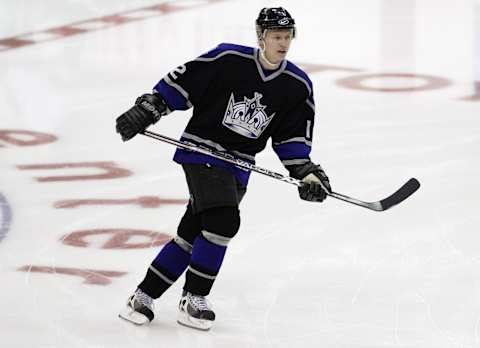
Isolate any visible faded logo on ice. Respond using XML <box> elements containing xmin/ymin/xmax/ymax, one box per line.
<box><xmin>222</xmin><ymin>92</ymin><xmax>275</xmax><ymax>139</ymax></box>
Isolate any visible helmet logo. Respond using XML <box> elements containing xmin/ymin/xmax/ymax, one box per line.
<box><xmin>279</xmin><ymin>18</ymin><xmax>290</xmax><ymax>25</ymax></box>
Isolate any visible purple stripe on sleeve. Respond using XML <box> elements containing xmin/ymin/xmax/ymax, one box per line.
<box><xmin>273</xmin><ymin>142</ymin><xmax>311</xmax><ymax>159</ymax></box>
<box><xmin>154</xmin><ymin>79</ymin><xmax>190</xmax><ymax>110</ymax></box>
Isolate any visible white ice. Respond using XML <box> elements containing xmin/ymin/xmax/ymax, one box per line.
<box><xmin>1</xmin><ymin>0</ymin><xmax>480</xmax><ymax>347</ymax></box>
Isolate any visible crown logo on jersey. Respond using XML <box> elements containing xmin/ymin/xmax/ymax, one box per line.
<box><xmin>222</xmin><ymin>92</ymin><xmax>275</xmax><ymax>139</ymax></box>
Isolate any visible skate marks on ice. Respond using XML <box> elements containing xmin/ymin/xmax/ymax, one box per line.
<box><xmin>0</xmin><ymin>193</ymin><xmax>13</xmax><ymax>243</ymax></box>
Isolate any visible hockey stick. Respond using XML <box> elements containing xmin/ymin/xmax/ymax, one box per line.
<box><xmin>142</xmin><ymin>130</ymin><xmax>420</xmax><ymax>211</ymax></box>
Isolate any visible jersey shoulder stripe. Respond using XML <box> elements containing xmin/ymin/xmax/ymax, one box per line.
<box><xmin>284</xmin><ymin>61</ymin><xmax>313</xmax><ymax>96</ymax></box>
<box><xmin>196</xmin><ymin>43</ymin><xmax>255</xmax><ymax>61</ymax></box>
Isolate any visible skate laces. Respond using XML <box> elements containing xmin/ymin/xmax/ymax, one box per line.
<box><xmin>135</xmin><ymin>289</ymin><xmax>153</xmax><ymax>309</ymax></box>
<box><xmin>188</xmin><ymin>293</ymin><xmax>211</xmax><ymax>311</ymax></box>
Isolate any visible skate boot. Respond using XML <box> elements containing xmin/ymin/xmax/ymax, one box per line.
<box><xmin>177</xmin><ymin>290</ymin><xmax>215</xmax><ymax>331</ymax></box>
<box><xmin>119</xmin><ymin>288</ymin><xmax>154</xmax><ymax>325</ymax></box>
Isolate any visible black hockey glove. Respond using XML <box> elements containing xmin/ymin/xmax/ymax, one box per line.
<box><xmin>116</xmin><ymin>93</ymin><xmax>168</xmax><ymax>141</ymax></box>
<box><xmin>288</xmin><ymin>162</ymin><xmax>331</xmax><ymax>202</ymax></box>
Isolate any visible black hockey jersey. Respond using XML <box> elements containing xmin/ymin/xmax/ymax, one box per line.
<box><xmin>154</xmin><ymin>43</ymin><xmax>316</xmax><ymax>187</ymax></box>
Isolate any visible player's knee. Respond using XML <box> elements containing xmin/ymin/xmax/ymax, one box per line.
<box><xmin>201</xmin><ymin>206</ymin><xmax>240</xmax><ymax>243</ymax></box>
<box><xmin>176</xmin><ymin>204</ymin><xmax>202</xmax><ymax>247</ymax></box>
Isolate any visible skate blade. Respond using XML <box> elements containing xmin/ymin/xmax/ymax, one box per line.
<box><xmin>119</xmin><ymin>307</ymin><xmax>150</xmax><ymax>325</ymax></box>
<box><xmin>177</xmin><ymin>311</ymin><xmax>213</xmax><ymax>331</ymax></box>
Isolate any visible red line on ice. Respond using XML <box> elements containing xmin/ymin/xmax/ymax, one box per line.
<box><xmin>0</xmin><ymin>0</ymin><xmax>225</xmax><ymax>53</ymax></box>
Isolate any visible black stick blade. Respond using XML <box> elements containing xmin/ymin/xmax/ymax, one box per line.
<box><xmin>379</xmin><ymin>178</ymin><xmax>420</xmax><ymax>211</ymax></box>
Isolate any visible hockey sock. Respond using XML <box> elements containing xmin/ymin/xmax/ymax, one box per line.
<box><xmin>138</xmin><ymin>203</ymin><xmax>202</xmax><ymax>298</ymax></box>
<box><xmin>184</xmin><ymin>206</ymin><xmax>240</xmax><ymax>296</ymax></box>
<box><xmin>184</xmin><ymin>232</ymin><xmax>227</xmax><ymax>296</ymax></box>
<box><xmin>138</xmin><ymin>239</ymin><xmax>191</xmax><ymax>299</ymax></box>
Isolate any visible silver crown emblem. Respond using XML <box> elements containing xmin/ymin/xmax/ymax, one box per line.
<box><xmin>222</xmin><ymin>92</ymin><xmax>275</xmax><ymax>139</ymax></box>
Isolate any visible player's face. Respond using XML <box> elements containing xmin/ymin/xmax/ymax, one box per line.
<box><xmin>262</xmin><ymin>29</ymin><xmax>293</xmax><ymax>64</ymax></box>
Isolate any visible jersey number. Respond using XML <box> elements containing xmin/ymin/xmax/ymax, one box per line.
<box><xmin>169</xmin><ymin>65</ymin><xmax>187</xmax><ymax>80</ymax></box>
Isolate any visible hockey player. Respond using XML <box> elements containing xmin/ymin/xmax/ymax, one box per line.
<box><xmin>116</xmin><ymin>7</ymin><xmax>331</xmax><ymax>331</ymax></box>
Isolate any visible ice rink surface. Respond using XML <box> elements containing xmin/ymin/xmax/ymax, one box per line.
<box><xmin>1</xmin><ymin>0</ymin><xmax>480</xmax><ymax>347</ymax></box>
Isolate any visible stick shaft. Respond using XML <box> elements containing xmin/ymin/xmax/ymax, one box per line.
<box><xmin>141</xmin><ymin>130</ymin><xmax>418</xmax><ymax>211</ymax></box>
<box><xmin>143</xmin><ymin>130</ymin><xmax>302</xmax><ymax>186</ymax></box>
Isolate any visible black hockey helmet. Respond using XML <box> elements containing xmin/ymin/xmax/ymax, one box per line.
<box><xmin>255</xmin><ymin>7</ymin><xmax>296</xmax><ymax>39</ymax></box>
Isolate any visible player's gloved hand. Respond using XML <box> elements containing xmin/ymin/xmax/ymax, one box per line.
<box><xmin>116</xmin><ymin>93</ymin><xmax>168</xmax><ymax>141</ymax></box>
<box><xmin>288</xmin><ymin>162</ymin><xmax>331</xmax><ymax>202</ymax></box>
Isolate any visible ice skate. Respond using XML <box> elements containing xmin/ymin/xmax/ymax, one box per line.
<box><xmin>177</xmin><ymin>291</ymin><xmax>215</xmax><ymax>331</ymax></box>
<box><xmin>119</xmin><ymin>289</ymin><xmax>154</xmax><ymax>325</ymax></box>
